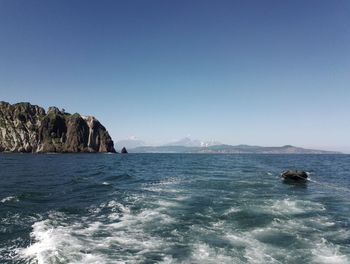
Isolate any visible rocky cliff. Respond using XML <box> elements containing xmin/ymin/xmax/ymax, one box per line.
<box><xmin>0</xmin><ymin>102</ymin><xmax>116</xmax><ymax>153</ymax></box>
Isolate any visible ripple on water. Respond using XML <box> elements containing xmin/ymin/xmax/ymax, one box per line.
<box><xmin>104</xmin><ymin>173</ymin><xmax>133</xmax><ymax>182</ymax></box>
<box><xmin>2</xmin><ymin>154</ymin><xmax>350</xmax><ymax>264</ymax></box>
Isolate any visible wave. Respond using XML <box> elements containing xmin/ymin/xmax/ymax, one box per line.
<box><xmin>17</xmin><ymin>177</ymin><xmax>187</xmax><ymax>263</ymax></box>
<box><xmin>9</xmin><ymin>171</ymin><xmax>350</xmax><ymax>264</ymax></box>
<box><xmin>1</xmin><ymin>196</ymin><xmax>18</xmax><ymax>203</ymax></box>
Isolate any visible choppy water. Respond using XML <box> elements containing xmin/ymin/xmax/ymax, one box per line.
<box><xmin>1</xmin><ymin>154</ymin><xmax>350</xmax><ymax>264</ymax></box>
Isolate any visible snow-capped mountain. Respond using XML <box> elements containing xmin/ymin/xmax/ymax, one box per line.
<box><xmin>164</xmin><ymin>137</ymin><xmax>221</xmax><ymax>147</ymax></box>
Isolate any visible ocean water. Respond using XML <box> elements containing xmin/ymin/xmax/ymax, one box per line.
<box><xmin>0</xmin><ymin>154</ymin><xmax>350</xmax><ymax>264</ymax></box>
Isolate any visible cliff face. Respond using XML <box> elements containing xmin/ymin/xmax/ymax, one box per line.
<box><xmin>0</xmin><ymin>102</ymin><xmax>116</xmax><ymax>153</ymax></box>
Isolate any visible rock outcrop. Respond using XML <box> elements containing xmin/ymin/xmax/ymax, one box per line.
<box><xmin>0</xmin><ymin>102</ymin><xmax>116</xmax><ymax>153</ymax></box>
<box><xmin>121</xmin><ymin>147</ymin><xmax>128</xmax><ymax>154</ymax></box>
<box><xmin>281</xmin><ymin>170</ymin><xmax>308</xmax><ymax>181</ymax></box>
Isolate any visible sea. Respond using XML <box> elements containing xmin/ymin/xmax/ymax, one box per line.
<box><xmin>0</xmin><ymin>154</ymin><xmax>349</xmax><ymax>264</ymax></box>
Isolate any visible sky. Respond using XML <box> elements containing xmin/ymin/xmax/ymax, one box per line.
<box><xmin>0</xmin><ymin>0</ymin><xmax>349</xmax><ymax>152</ymax></box>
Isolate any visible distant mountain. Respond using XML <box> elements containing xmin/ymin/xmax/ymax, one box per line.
<box><xmin>129</xmin><ymin>145</ymin><xmax>195</xmax><ymax>153</ymax></box>
<box><xmin>129</xmin><ymin>144</ymin><xmax>341</xmax><ymax>154</ymax></box>
<box><xmin>164</xmin><ymin>137</ymin><xmax>221</xmax><ymax>147</ymax></box>
<box><xmin>115</xmin><ymin>138</ymin><xmax>146</xmax><ymax>149</ymax></box>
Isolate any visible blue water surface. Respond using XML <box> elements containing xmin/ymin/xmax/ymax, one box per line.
<box><xmin>0</xmin><ymin>154</ymin><xmax>349</xmax><ymax>263</ymax></box>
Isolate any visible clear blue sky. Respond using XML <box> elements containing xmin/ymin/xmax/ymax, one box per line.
<box><xmin>0</xmin><ymin>0</ymin><xmax>349</xmax><ymax>152</ymax></box>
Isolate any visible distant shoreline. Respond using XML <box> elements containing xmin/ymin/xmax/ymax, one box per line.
<box><xmin>1</xmin><ymin>152</ymin><xmax>346</xmax><ymax>155</ymax></box>
<box><xmin>127</xmin><ymin>144</ymin><xmax>342</xmax><ymax>154</ymax></box>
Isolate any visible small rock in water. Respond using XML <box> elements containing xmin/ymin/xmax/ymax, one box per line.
<box><xmin>121</xmin><ymin>147</ymin><xmax>128</xmax><ymax>154</ymax></box>
<box><xmin>281</xmin><ymin>170</ymin><xmax>308</xmax><ymax>181</ymax></box>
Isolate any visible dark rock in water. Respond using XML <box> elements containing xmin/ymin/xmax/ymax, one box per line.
<box><xmin>281</xmin><ymin>170</ymin><xmax>308</xmax><ymax>181</ymax></box>
<box><xmin>0</xmin><ymin>102</ymin><xmax>116</xmax><ymax>153</ymax></box>
<box><xmin>121</xmin><ymin>147</ymin><xmax>128</xmax><ymax>154</ymax></box>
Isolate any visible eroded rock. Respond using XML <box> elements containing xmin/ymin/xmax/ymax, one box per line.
<box><xmin>0</xmin><ymin>102</ymin><xmax>116</xmax><ymax>153</ymax></box>
<box><xmin>281</xmin><ymin>170</ymin><xmax>308</xmax><ymax>181</ymax></box>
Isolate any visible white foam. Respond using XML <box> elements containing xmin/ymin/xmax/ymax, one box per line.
<box><xmin>142</xmin><ymin>186</ymin><xmax>183</xmax><ymax>193</ymax></box>
<box><xmin>225</xmin><ymin>231</ymin><xmax>280</xmax><ymax>264</ymax></box>
<box><xmin>70</xmin><ymin>254</ymin><xmax>107</xmax><ymax>264</ymax></box>
<box><xmin>223</xmin><ymin>207</ymin><xmax>241</xmax><ymax>215</ymax></box>
<box><xmin>1</xmin><ymin>196</ymin><xmax>18</xmax><ymax>203</ymax></box>
<box><xmin>141</xmin><ymin>176</ymin><xmax>190</xmax><ymax>194</ymax></box>
<box><xmin>19</xmin><ymin>218</ymin><xmax>89</xmax><ymax>264</ymax></box>
<box><xmin>154</xmin><ymin>199</ymin><xmax>179</xmax><ymax>208</ymax></box>
<box><xmin>158</xmin><ymin>255</ymin><xmax>177</xmax><ymax>264</ymax></box>
<box><xmin>225</xmin><ymin>233</ymin><xmax>250</xmax><ymax>247</ymax></box>
<box><xmin>17</xmin><ymin>191</ymin><xmax>180</xmax><ymax>264</ymax></box>
<box><xmin>188</xmin><ymin>218</ymin><xmax>281</xmax><ymax>264</ymax></box>
<box><xmin>267</xmin><ymin>198</ymin><xmax>325</xmax><ymax>215</ymax></box>
<box><xmin>189</xmin><ymin>243</ymin><xmax>237</xmax><ymax>263</ymax></box>
<box><xmin>174</xmin><ymin>195</ymin><xmax>189</xmax><ymax>201</ymax></box>
<box><xmin>106</xmin><ymin>200</ymin><xmax>130</xmax><ymax>212</ymax></box>
<box><xmin>104</xmin><ymin>200</ymin><xmax>131</xmax><ymax>220</ymax></box>
<box><xmin>311</xmin><ymin>238</ymin><xmax>349</xmax><ymax>264</ymax></box>
<box><xmin>18</xmin><ymin>211</ymin><xmax>168</xmax><ymax>263</ymax></box>
<box><xmin>307</xmin><ymin>216</ymin><xmax>335</xmax><ymax>228</ymax></box>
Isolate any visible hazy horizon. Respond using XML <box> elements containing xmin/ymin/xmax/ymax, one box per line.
<box><xmin>112</xmin><ymin>135</ymin><xmax>346</xmax><ymax>153</ymax></box>
<box><xmin>1</xmin><ymin>1</ymin><xmax>349</xmax><ymax>153</ymax></box>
